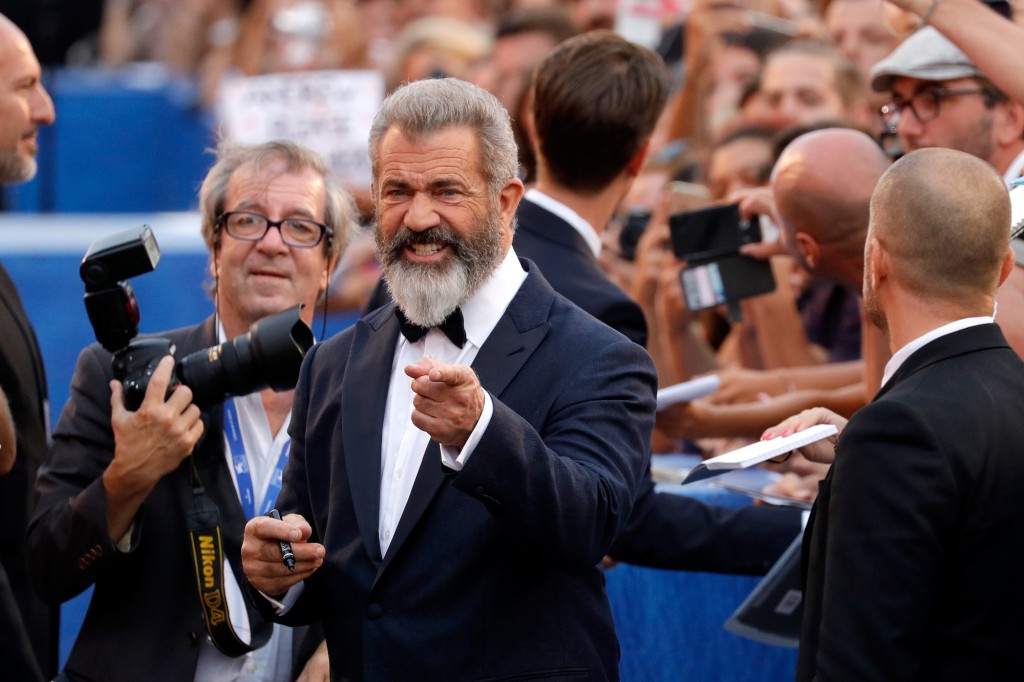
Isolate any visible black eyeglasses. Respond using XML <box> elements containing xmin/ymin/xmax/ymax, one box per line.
<box><xmin>879</xmin><ymin>87</ymin><xmax>988</xmax><ymax>131</ymax></box>
<box><xmin>217</xmin><ymin>211</ymin><xmax>332</xmax><ymax>248</ymax></box>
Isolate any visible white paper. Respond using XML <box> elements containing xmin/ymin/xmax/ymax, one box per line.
<box><xmin>681</xmin><ymin>424</ymin><xmax>838</xmax><ymax>485</ymax></box>
<box><xmin>656</xmin><ymin>375</ymin><xmax>721</xmax><ymax>411</ymax></box>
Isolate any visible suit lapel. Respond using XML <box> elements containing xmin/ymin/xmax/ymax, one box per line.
<box><xmin>0</xmin><ymin>263</ymin><xmax>48</xmax><ymax>406</ymax></box>
<box><xmin>471</xmin><ymin>279</ymin><xmax>551</xmax><ymax>397</ymax></box>
<box><xmin>376</xmin><ymin>263</ymin><xmax>554</xmax><ymax>575</ymax></box>
<box><xmin>344</xmin><ymin>308</ymin><xmax>400</xmax><ymax>564</ymax></box>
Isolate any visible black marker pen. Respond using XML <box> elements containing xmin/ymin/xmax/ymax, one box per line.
<box><xmin>267</xmin><ymin>508</ymin><xmax>296</xmax><ymax>572</ymax></box>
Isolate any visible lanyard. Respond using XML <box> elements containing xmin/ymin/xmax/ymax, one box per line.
<box><xmin>223</xmin><ymin>398</ymin><xmax>291</xmax><ymax>520</ymax></box>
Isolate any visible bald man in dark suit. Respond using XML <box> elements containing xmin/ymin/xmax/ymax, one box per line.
<box><xmin>769</xmin><ymin>148</ymin><xmax>1024</xmax><ymax>680</ymax></box>
<box><xmin>0</xmin><ymin>12</ymin><xmax>58</xmax><ymax>680</ymax></box>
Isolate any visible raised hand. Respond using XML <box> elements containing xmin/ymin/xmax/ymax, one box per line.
<box><xmin>405</xmin><ymin>357</ymin><xmax>485</xmax><ymax>449</ymax></box>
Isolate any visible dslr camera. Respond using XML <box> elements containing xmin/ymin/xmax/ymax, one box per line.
<box><xmin>80</xmin><ymin>225</ymin><xmax>314</xmax><ymax>411</ymax></box>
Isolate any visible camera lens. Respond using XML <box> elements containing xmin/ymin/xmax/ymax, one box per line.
<box><xmin>177</xmin><ymin>306</ymin><xmax>314</xmax><ymax>409</ymax></box>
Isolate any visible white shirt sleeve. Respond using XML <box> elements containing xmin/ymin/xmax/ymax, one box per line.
<box><xmin>439</xmin><ymin>391</ymin><xmax>494</xmax><ymax>470</ymax></box>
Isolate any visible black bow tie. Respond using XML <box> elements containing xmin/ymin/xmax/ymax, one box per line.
<box><xmin>395</xmin><ymin>307</ymin><xmax>467</xmax><ymax>348</ymax></box>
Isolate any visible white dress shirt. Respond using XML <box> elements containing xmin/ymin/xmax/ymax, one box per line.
<box><xmin>378</xmin><ymin>248</ymin><xmax>527</xmax><ymax>556</ymax></box>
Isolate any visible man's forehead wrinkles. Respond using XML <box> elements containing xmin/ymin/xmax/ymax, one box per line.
<box><xmin>380</xmin><ymin>165</ymin><xmax>471</xmax><ymax>184</ymax></box>
<box><xmin>381</xmin><ymin>145</ymin><xmax>470</xmax><ymax>161</ymax></box>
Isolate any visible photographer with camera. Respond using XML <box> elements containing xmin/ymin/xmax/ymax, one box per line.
<box><xmin>27</xmin><ymin>140</ymin><xmax>357</xmax><ymax>682</ymax></box>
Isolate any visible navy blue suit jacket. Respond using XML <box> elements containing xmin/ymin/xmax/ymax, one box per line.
<box><xmin>364</xmin><ymin>199</ymin><xmax>801</xmax><ymax>573</ymax></box>
<box><xmin>798</xmin><ymin>323</ymin><xmax>1024</xmax><ymax>680</ymax></box>
<box><xmin>514</xmin><ymin>198</ymin><xmax>801</xmax><ymax>572</ymax></box>
<box><xmin>514</xmin><ymin>198</ymin><xmax>647</xmax><ymax>347</ymax></box>
<box><xmin>275</xmin><ymin>261</ymin><xmax>657</xmax><ymax>681</ymax></box>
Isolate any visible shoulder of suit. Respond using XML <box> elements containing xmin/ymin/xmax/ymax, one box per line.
<box><xmin>142</xmin><ymin>318</ymin><xmax>215</xmax><ymax>352</ymax></box>
<box><xmin>545</xmin><ymin>290</ymin><xmax>643</xmax><ymax>346</ymax></box>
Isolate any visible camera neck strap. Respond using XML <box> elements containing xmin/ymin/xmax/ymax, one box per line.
<box><xmin>179</xmin><ymin>461</ymin><xmax>273</xmax><ymax>657</ymax></box>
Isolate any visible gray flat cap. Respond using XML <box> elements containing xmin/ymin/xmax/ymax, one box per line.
<box><xmin>869</xmin><ymin>27</ymin><xmax>983</xmax><ymax>92</ymax></box>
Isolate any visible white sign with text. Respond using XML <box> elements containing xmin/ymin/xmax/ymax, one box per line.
<box><xmin>217</xmin><ymin>70</ymin><xmax>384</xmax><ymax>187</ymax></box>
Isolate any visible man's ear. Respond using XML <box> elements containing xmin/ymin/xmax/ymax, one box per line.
<box><xmin>994</xmin><ymin>99</ymin><xmax>1024</xmax><ymax>147</ymax></box>
<box><xmin>625</xmin><ymin>139</ymin><xmax>652</xmax><ymax>178</ymax></box>
<box><xmin>868</xmin><ymin>236</ymin><xmax>888</xmax><ymax>289</ymax></box>
<box><xmin>998</xmin><ymin>246</ymin><xmax>1015</xmax><ymax>287</ymax></box>
<box><xmin>794</xmin><ymin>232</ymin><xmax>820</xmax><ymax>270</ymax></box>
<box><xmin>498</xmin><ymin>177</ymin><xmax>525</xmax><ymax>248</ymax></box>
<box><xmin>321</xmin><ymin>251</ymin><xmax>337</xmax><ymax>294</ymax></box>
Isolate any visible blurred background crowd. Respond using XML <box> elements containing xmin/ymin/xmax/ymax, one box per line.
<box><xmin>4</xmin><ymin>0</ymin><xmax>1024</xmax><ymax>678</ymax></box>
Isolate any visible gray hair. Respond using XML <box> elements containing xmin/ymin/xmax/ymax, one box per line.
<box><xmin>198</xmin><ymin>139</ymin><xmax>357</xmax><ymax>268</ymax></box>
<box><xmin>368</xmin><ymin>78</ymin><xmax>520</xmax><ymax>198</ymax></box>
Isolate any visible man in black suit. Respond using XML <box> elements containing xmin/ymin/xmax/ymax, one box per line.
<box><xmin>524</xmin><ymin>31</ymin><xmax>802</xmax><ymax>570</ymax></box>
<box><xmin>0</xmin><ymin>12</ymin><xmax>57</xmax><ymax>681</ymax></box>
<box><xmin>767</xmin><ymin>147</ymin><xmax>1024</xmax><ymax>680</ymax></box>
<box><xmin>517</xmin><ymin>31</ymin><xmax>650</xmax><ymax>348</ymax></box>
<box><xmin>242</xmin><ymin>77</ymin><xmax>657</xmax><ymax>680</ymax></box>
<box><xmin>28</xmin><ymin>141</ymin><xmax>355</xmax><ymax>681</ymax></box>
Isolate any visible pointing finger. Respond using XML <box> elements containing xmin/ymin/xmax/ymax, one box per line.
<box><xmin>428</xmin><ymin>364</ymin><xmax>475</xmax><ymax>386</ymax></box>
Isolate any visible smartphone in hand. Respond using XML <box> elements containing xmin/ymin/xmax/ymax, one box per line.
<box><xmin>669</xmin><ymin>203</ymin><xmax>762</xmax><ymax>261</ymax></box>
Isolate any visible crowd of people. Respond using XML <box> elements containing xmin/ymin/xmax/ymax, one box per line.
<box><xmin>4</xmin><ymin>0</ymin><xmax>1024</xmax><ymax>680</ymax></box>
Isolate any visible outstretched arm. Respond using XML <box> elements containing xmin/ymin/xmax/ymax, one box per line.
<box><xmin>888</xmin><ymin>0</ymin><xmax>1024</xmax><ymax>105</ymax></box>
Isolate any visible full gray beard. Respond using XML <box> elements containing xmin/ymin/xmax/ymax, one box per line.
<box><xmin>0</xmin><ymin>150</ymin><xmax>36</xmax><ymax>185</ymax></box>
<box><xmin>385</xmin><ymin>257</ymin><xmax>472</xmax><ymax>328</ymax></box>
<box><xmin>377</xmin><ymin>217</ymin><xmax>503</xmax><ymax>328</ymax></box>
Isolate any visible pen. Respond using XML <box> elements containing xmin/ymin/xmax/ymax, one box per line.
<box><xmin>267</xmin><ymin>508</ymin><xmax>296</xmax><ymax>572</ymax></box>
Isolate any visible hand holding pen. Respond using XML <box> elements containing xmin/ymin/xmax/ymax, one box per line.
<box><xmin>241</xmin><ymin>508</ymin><xmax>326</xmax><ymax>596</ymax></box>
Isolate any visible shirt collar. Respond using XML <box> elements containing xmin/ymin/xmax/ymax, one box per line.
<box><xmin>524</xmin><ymin>188</ymin><xmax>602</xmax><ymax>258</ymax></box>
<box><xmin>458</xmin><ymin>246</ymin><xmax>528</xmax><ymax>348</ymax></box>
<box><xmin>880</xmin><ymin>315</ymin><xmax>993</xmax><ymax>388</ymax></box>
<box><xmin>1003</xmin><ymin>147</ymin><xmax>1024</xmax><ymax>187</ymax></box>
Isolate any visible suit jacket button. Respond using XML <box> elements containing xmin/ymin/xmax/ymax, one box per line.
<box><xmin>366</xmin><ymin>603</ymin><xmax>383</xmax><ymax>619</ymax></box>
<box><xmin>186</xmin><ymin>631</ymin><xmax>198</xmax><ymax>647</ymax></box>
<box><xmin>474</xmin><ymin>486</ymin><xmax>485</xmax><ymax>496</ymax></box>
